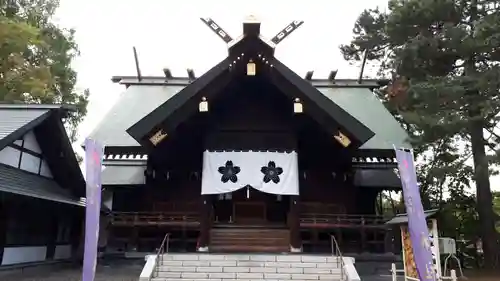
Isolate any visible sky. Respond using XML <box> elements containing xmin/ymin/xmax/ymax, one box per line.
<box><xmin>53</xmin><ymin>0</ymin><xmax>499</xmax><ymax>191</ymax></box>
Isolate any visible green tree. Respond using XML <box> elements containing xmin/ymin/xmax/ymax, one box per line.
<box><xmin>0</xmin><ymin>0</ymin><xmax>89</xmax><ymax>142</ymax></box>
<box><xmin>341</xmin><ymin>0</ymin><xmax>500</xmax><ymax>269</ymax></box>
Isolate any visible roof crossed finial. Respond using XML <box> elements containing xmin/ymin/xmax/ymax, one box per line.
<box><xmin>199</xmin><ymin>17</ymin><xmax>304</xmax><ymax>47</ymax></box>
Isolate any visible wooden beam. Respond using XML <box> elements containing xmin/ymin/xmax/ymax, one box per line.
<box><xmin>289</xmin><ymin>195</ymin><xmax>301</xmax><ymax>250</ymax></box>
<box><xmin>198</xmin><ymin>195</ymin><xmax>211</xmax><ymax>250</ymax></box>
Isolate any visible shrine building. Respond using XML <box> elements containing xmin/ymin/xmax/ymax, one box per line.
<box><xmin>88</xmin><ymin>18</ymin><xmax>410</xmax><ymax>255</ymax></box>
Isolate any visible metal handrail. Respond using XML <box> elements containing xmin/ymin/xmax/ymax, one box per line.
<box><xmin>330</xmin><ymin>234</ymin><xmax>345</xmax><ymax>280</ymax></box>
<box><xmin>154</xmin><ymin>233</ymin><xmax>171</xmax><ymax>277</ymax></box>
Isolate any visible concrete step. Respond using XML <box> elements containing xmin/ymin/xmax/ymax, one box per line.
<box><xmin>150</xmin><ymin>254</ymin><xmax>344</xmax><ymax>280</ymax></box>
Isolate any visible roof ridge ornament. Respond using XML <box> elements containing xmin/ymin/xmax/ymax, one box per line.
<box><xmin>200</xmin><ymin>18</ymin><xmax>233</xmax><ymax>44</ymax></box>
<box><xmin>270</xmin><ymin>20</ymin><xmax>304</xmax><ymax>45</ymax></box>
<box><xmin>244</xmin><ymin>14</ymin><xmax>260</xmax><ymax>23</ymax></box>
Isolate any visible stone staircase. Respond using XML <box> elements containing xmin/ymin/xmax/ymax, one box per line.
<box><xmin>210</xmin><ymin>227</ymin><xmax>290</xmax><ymax>253</ymax></box>
<box><xmin>150</xmin><ymin>253</ymin><xmax>345</xmax><ymax>281</ymax></box>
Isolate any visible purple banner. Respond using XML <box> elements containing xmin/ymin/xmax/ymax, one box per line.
<box><xmin>82</xmin><ymin>138</ymin><xmax>104</xmax><ymax>281</ymax></box>
<box><xmin>395</xmin><ymin>148</ymin><xmax>436</xmax><ymax>281</ymax></box>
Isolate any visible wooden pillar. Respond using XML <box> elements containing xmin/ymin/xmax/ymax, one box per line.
<box><xmin>198</xmin><ymin>195</ymin><xmax>210</xmax><ymax>251</ymax></box>
<box><xmin>384</xmin><ymin>228</ymin><xmax>393</xmax><ymax>253</ymax></box>
<box><xmin>289</xmin><ymin>195</ymin><xmax>301</xmax><ymax>251</ymax></box>
<box><xmin>129</xmin><ymin>228</ymin><xmax>139</xmax><ymax>251</ymax></box>
<box><xmin>45</xmin><ymin>206</ymin><xmax>59</xmax><ymax>260</ymax></box>
<box><xmin>0</xmin><ymin>195</ymin><xmax>8</xmax><ymax>264</ymax></box>
<box><xmin>70</xmin><ymin>209</ymin><xmax>84</xmax><ymax>263</ymax></box>
<box><xmin>312</xmin><ymin>230</ymin><xmax>319</xmax><ymax>252</ymax></box>
<box><xmin>392</xmin><ymin>226</ymin><xmax>402</xmax><ymax>254</ymax></box>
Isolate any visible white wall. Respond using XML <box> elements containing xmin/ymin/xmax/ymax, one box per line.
<box><xmin>0</xmin><ymin>146</ymin><xmax>20</xmax><ymax>168</ymax></box>
<box><xmin>54</xmin><ymin>245</ymin><xmax>72</xmax><ymax>260</ymax></box>
<box><xmin>1</xmin><ymin>246</ymin><xmax>47</xmax><ymax>265</ymax></box>
<box><xmin>0</xmin><ymin>130</ymin><xmax>53</xmax><ymax>178</ymax></box>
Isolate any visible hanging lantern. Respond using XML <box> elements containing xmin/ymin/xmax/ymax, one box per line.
<box><xmin>293</xmin><ymin>98</ymin><xmax>303</xmax><ymax>113</ymax></box>
<box><xmin>199</xmin><ymin>97</ymin><xmax>208</xmax><ymax>112</ymax></box>
<box><xmin>247</xmin><ymin>59</ymin><xmax>256</xmax><ymax>76</ymax></box>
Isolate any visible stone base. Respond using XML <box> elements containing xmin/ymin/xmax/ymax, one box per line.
<box><xmin>290</xmin><ymin>245</ymin><xmax>302</xmax><ymax>253</ymax></box>
<box><xmin>197</xmin><ymin>246</ymin><xmax>209</xmax><ymax>252</ymax></box>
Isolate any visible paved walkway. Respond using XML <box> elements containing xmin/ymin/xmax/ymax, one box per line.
<box><xmin>0</xmin><ymin>259</ymin><xmax>403</xmax><ymax>281</ymax></box>
<box><xmin>0</xmin><ymin>260</ymin><xmax>143</xmax><ymax>281</ymax></box>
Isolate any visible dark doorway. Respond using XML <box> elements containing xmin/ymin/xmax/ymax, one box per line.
<box><xmin>212</xmin><ymin>188</ymin><xmax>289</xmax><ymax>226</ymax></box>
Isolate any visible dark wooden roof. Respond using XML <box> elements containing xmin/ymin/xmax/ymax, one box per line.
<box><xmin>126</xmin><ymin>58</ymin><xmax>376</xmax><ymax>149</ymax></box>
<box><xmin>0</xmin><ymin>104</ymin><xmax>66</xmax><ymax>150</ymax></box>
<box><xmin>0</xmin><ymin>164</ymin><xmax>84</xmax><ymax>206</ymax></box>
<box><xmin>88</xmin><ymin>79</ymin><xmax>409</xmax><ymax>153</ymax></box>
<box><xmin>88</xmin><ymin>85</ymin><xmax>183</xmax><ymax>148</ymax></box>
<box><xmin>0</xmin><ymin>104</ymin><xmax>86</xmax><ymax>198</ymax></box>
<box><xmin>386</xmin><ymin>209</ymin><xmax>439</xmax><ymax>225</ymax></box>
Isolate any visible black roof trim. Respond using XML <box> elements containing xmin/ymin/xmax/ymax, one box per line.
<box><xmin>0</xmin><ymin>104</ymin><xmax>78</xmax><ymax>151</ymax></box>
<box><xmin>386</xmin><ymin>209</ymin><xmax>439</xmax><ymax>225</ymax></box>
<box><xmin>0</xmin><ymin>104</ymin><xmax>76</xmax><ymax>118</ymax></box>
<box><xmin>0</xmin><ymin>105</ymin><xmax>85</xmax><ymax>197</ymax></box>
<box><xmin>126</xmin><ymin>56</ymin><xmax>376</xmax><ymax>148</ymax></box>
<box><xmin>0</xmin><ymin>103</ymin><xmax>76</xmax><ymax>110</ymax></box>
<box><xmin>111</xmin><ymin>75</ymin><xmax>388</xmax><ymax>89</ymax></box>
<box><xmin>0</xmin><ymin>110</ymin><xmax>52</xmax><ymax>151</ymax></box>
<box><xmin>34</xmin><ymin>113</ymin><xmax>86</xmax><ymax>197</ymax></box>
<box><xmin>126</xmin><ymin>58</ymin><xmax>232</xmax><ymax>145</ymax></box>
<box><xmin>268</xmin><ymin>57</ymin><xmax>375</xmax><ymax>145</ymax></box>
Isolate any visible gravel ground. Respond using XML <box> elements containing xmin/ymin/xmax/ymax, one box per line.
<box><xmin>0</xmin><ymin>259</ymin><xmax>144</xmax><ymax>281</ymax></box>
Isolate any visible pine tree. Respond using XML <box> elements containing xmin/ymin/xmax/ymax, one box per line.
<box><xmin>341</xmin><ymin>0</ymin><xmax>500</xmax><ymax>268</ymax></box>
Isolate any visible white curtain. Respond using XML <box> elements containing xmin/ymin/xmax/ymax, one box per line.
<box><xmin>201</xmin><ymin>150</ymin><xmax>299</xmax><ymax>195</ymax></box>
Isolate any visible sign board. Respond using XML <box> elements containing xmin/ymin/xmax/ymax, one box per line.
<box><xmin>439</xmin><ymin>238</ymin><xmax>457</xmax><ymax>255</ymax></box>
<box><xmin>401</xmin><ymin>225</ymin><xmax>418</xmax><ymax>279</ymax></box>
<box><xmin>395</xmin><ymin>148</ymin><xmax>437</xmax><ymax>281</ymax></box>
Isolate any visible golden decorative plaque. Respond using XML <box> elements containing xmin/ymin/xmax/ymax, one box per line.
<box><xmin>149</xmin><ymin>129</ymin><xmax>167</xmax><ymax>146</ymax></box>
<box><xmin>334</xmin><ymin>131</ymin><xmax>351</xmax><ymax>147</ymax></box>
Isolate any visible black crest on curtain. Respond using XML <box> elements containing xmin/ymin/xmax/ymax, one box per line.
<box><xmin>218</xmin><ymin>160</ymin><xmax>240</xmax><ymax>183</ymax></box>
<box><xmin>261</xmin><ymin>161</ymin><xmax>283</xmax><ymax>183</ymax></box>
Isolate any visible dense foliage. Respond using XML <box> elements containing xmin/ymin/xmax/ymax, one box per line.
<box><xmin>342</xmin><ymin>0</ymin><xmax>500</xmax><ymax>269</ymax></box>
<box><xmin>0</xmin><ymin>0</ymin><xmax>89</xmax><ymax>141</ymax></box>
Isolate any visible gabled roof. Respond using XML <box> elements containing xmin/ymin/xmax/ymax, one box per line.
<box><xmin>126</xmin><ymin>58</ymin><xmax>237</xmax><ymax>145</ymax></box>
<box><xmin>385</xmin><ymin>209</ymin><xmax>439</xmax><ymax>225</ymax></box>
<box><xmin>0</xmin><ymin>104</ymin><xmax>86</xmax><ymax>197</ymax></box>
<box><xmin>0</xmin><ymin>104</ymin><xmax>60</xmax><ymax>150</ymax></box>
<box><xmin>91</xmin><ymin>77</ymin><xmax>387</xmax><ymax>148</ymax></box>
<box><xmin>88</xmin><ymin>85</ymin><xmax>183</xmax><ymax>147</ymax></box>
<box><xmin>124</xmin><ymin>20</ymin><xmax>375</xmax><ymax>147</ymax></box>
<box><xmin>126</xmin><ymin>57</ymin><xmax>375</xmax><ymax>149</ymax></box>
<box><xmin>318</xmin><ymin>88</ymin><xmax>411</xmax><ymax>149</ymax></box>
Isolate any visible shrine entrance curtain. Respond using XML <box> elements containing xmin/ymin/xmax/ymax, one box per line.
<box><xmin>201</xmin><ymin>151</ymin><xmax>299</xmax><ymax>195</ymax></box>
